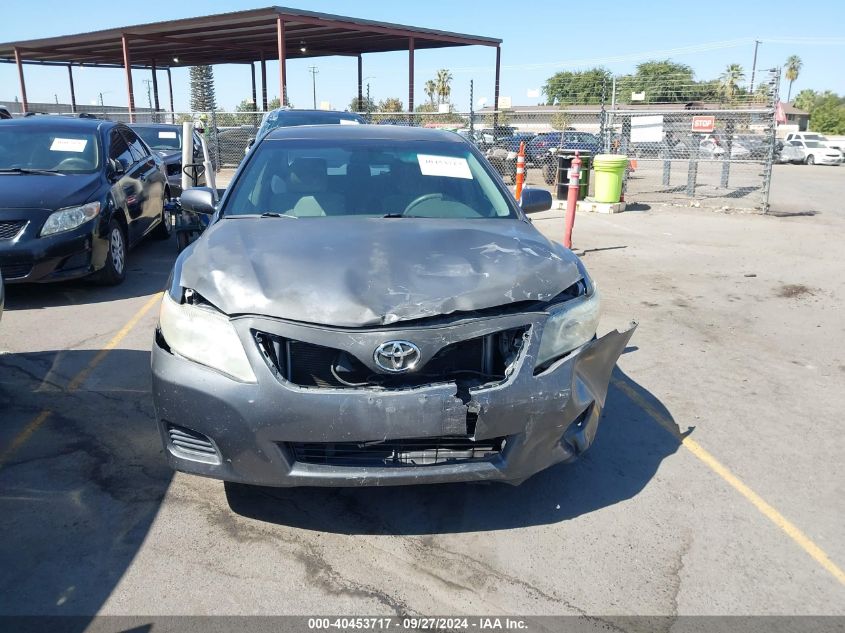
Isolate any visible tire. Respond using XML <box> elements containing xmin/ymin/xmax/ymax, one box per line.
<box><xmin>151</xmin><ymin>194</ymin><xmax>173</xmax><ymax>240</ymax></box>
<box><xmin>806</xmin><ymin>154</ymin><xmax>815</xmax><ymax>165</ymax></box>
<box><xmin>95</xmin><ymin>219</ymin><xmax>127</xmax><ymax>286</ymax></box>
<box><xmin>543</xmin><ymin>162</ymin><xmax>556</xmax><ymax>185</ymax></box>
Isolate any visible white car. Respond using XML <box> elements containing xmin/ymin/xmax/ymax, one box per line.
<box><xmin>786</xmin><ymin>139</ymin><xmax>843</xmax><ymax>165</ymax></box>
<box><xmin>784</xmin><ymin>132</ymin><xmax>843</xmax><ymax>152</ymax></box>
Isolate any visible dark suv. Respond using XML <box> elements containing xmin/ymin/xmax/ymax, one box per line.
<box><xmin>0</xmin><ymin>116</ymin><xmax>170</xmax><ymax>285</ymax></box>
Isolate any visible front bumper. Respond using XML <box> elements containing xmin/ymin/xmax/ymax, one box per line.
<box><xmin>151</xmin><ymin>311</ymin><xmax>636</xmax><ymax>487</ymax></box>
<box><xmin>0</xmin><ymin>210</ymin><xmax>106</xmax><ymax>283</ymax></box>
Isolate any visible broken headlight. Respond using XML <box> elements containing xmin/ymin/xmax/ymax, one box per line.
<box><xmin>158</xmin><ymin>291</ymin><xmax>256</xmax><ymax>383</ymax></box>
<box><xmin>535</xmin><ymin>282</ymin><xmax>601</xmax><ymax>370</ymax></box>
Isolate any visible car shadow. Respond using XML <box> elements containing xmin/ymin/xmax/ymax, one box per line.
<box><xmin>2</xmin><ymin>235</ymin><xmax>177</xmax><ymax>312</ymax></box>
<box><xmin>0</xmin><ymin>349</ymin><xmax>171</xmax><ymax>627</ymax></box>
<box><xmin>226</xmin><ymin>366</ymin><xmax>687</xmax><ymax>535</ymax></box>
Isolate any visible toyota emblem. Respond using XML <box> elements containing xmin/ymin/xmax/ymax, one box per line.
<box><xmin>373</xmin><ymin>340</ymin><xmax>421</xmax><ymax>373</ymax></box>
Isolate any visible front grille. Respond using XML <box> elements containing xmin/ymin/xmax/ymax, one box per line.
<box><xmin>167</xmin><ymin>423</ymin><xmax>219</xmax><ymax>462</ymax></box>
<box><xmin>0</xmin><ymin>221</ymin><xmax>26</xmax><ymax>240</ymax></box>
<box><xmin>288</xmin><ymin>436</ymin><xmax>506</xmax><ymax>467</ymax></box>
<box><xmin>254</xmin><ymin>326</ymin><xmax>527</xmax><ymax>390</ymax></box>
<box><xmin>0</xmin><ymin>260</ymin><xmax>33</xmax><ymax>280</ymax></box>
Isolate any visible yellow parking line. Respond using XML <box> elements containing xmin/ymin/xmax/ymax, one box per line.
<box><xmin>613</xmin><ymin>378</ymin><xmax>845</xmax><ymax>586</ymax></box>
<box><xmin>0</xmin><ymin>292</ymin><xmax>163</xmax><ymax>469</ymax></box>
<box><xmin>65</xmin><ymin>292</ymin><xmax>163</xmax><ymax>393</ymax></box>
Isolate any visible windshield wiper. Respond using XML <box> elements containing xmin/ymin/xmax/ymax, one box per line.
<box><xmin>382</xmin><ymin>213</ymin><xmax>406</xmax><ymax>218</ymax></box>
<box><xmin>259</xmin><ymin>211</ymin><xmax>296</xmax><ymax>219</ymax></box>
<box><xmin>0</xmin><ymin>167</ymin><xmax>64</xmax><ymax>176</ymax></box>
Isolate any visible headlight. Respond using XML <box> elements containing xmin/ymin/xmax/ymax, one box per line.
<box><xmin>535</xmin><ymin>284</ymin><xmax>601</xmax><ymax>370</ymax></box>
<box><xmin>159</xmin><ymin>292</ymin><xmax>256</xmax><ymax>383</ymax></box>
<box><xmin>40</xmin><ymin>202</ymin><xmax>101</xmax><ymax>237</ymax></box>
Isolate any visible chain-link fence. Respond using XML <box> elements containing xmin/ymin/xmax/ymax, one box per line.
<box><xmin>26</xmin><ymin>99</ymin><xmax>777</xmax><ymax>210</ymax></box>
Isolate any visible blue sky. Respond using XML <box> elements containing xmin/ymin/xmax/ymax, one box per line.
<box><xmin>2</xmin><ymin>0</ymin><xmax>844</xmax><ymax>112</ymax></box>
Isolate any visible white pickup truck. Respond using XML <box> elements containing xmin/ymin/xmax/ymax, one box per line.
<box><xmin>784</xmin><ymin>132</ymin><xmax>843</xmax><ymax>151</ymax></box>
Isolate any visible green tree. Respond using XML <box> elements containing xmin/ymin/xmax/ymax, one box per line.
<box><xmin>424</xmin><ymin>80</ymin><xmax>437</xmax><ymax>106</ymax></box>
<box><xmin>435</xmin><ymin>69</ymin><xmax>453</xmax><ymax>104</ymax></box>
<box><xmin>719</xmin><ymin>63</ymin><xmax>745</xmax><ymax>102</ymax></box>
<box><xmin>348</xmin><ymin>96</ymin><xmax>376</xmax><ymax>112</ymax></box>
<box><xmin>550</xmin><ymin>107</ymin><xmax>571</xmax><ymax>130</ymax></box>
<box><xmin>808</xmin><ymin>94</ymin><xmax>845</xmax><ymax>134</ymax></box>
<box><xmin>377</xmin><ymin>97</ymin><xmax>404</xmax><ymax>112</ymax></box>
<box><xmin>233</xmin><ymin>98</ymin><xmax>262</xmax><ymax>125</ymax></box>
<box><xmin>793</xmin><ymin>89</ymin><xmax>818</xmax><ymax>112</ymax></box>
<box><xmin>784</xmin><ymin>55</ymin><xmax>803</xmax><ymax>101</ymax></box>
<box><xmin>267</xmin><ymin>97</ymin><xmax>282</xmax><ymax>110</ymax></box>
<box><xmin>189</xmin><ymin>65</ymin><xmax>217</xmax><ymax>112</ymax></box>
<box><xmin>622</xmin><ymin>60</ymin><xmax>697</xmax><ymax>103</ymax></box>
<box><xmin>542</xmin><ymin>67</ymin><xmax>609</xmax><ymax>105</ymax></box>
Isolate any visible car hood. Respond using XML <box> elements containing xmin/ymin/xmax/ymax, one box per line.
<box><xmin>155</xmin><ymin>150</ymin><xmax>181</xmax><ymax>162</ymax></box>
<box><xmin>178</xmin><ymin>217</ymin><xmax>582</xmax><ymax>327</ymax></box>
<box><xmin>0</xmin><ymin>172</ymin><xmax>101</xmax><ymax>209</ymax></box>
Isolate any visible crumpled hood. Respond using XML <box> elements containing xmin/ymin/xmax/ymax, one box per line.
<box><xmin>178</xmin><ymin>217</ymin><xmax>582</xmax><ymax>327</ymax></box>
<box><xmin>0</xmin><ymin>173</ymin><xmax>101</xmax><ymax>209</ymax></box>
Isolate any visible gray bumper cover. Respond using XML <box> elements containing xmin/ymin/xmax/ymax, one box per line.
<box><xmin>151</xmin><ymin>316</ymin><xmax>636</xmax><ymax>487</ymax></box>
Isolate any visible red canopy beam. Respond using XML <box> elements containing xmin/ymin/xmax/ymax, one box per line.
<box><xmin>121</xmin><ymin>34</ymin><xmax>136</xmax><ymax>122</ymax></box>
<box><xmin>14</xmin><ymin>47</ymin><xmax>28</xmax><ymax>112</ymax></box>
<box><xmin>276</xmin><ymin>16</ymin><xmax>287</xmax><ymax>106</ymax></box>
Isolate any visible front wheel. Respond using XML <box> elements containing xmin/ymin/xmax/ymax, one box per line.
<box><xmin>95</xmin><ymin>219</ymin><xmax>127</xmax><ymax>286</ymax></box>
<box><xmin>806</xmin><ymin>154</ymin><xmax>815</xmax><ymax>165</ymax></box>
<box><xmin>151</xmin><ymin>195</ymin><xmax>173</xmax><ymax>240</ymax></box>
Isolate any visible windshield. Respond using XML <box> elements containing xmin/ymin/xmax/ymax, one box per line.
<box><xmin>223</xmin><ymin>138</ymin><xmax>517</xmax><ymax>219</ymax></box>
<box><xmin>805</xmin><ymin>141</ymin><xmax>826</xmax><ymax>148</ymax></box>
<box><xmin>257</xmin><ymin>111</ymin><xmax>363</xmax><ymax>139</ymax></box>
<box><xmin>0</xmin><ymin>127</ymin><xmax>100</xmax><ymax>173</ymax></box>
<box><xmin>134</xmin><ymin>126</ymin><xmax>182</xmax><ymax>150</ymax></box>
<box><xmin>804</xmin><ymin>134</ymin><xmax>826</xmax><ymax>141</ymax></box>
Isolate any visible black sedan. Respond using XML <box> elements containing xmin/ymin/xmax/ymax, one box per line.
<box><xmin>0</xmin><ymin>116</ymin><xmax>171</xmax><ymax>285</ymax></box>
<box><xmin>131</xmin><ymin>123</ymin><xmax>206</xmax><ymax>196</ymax></box>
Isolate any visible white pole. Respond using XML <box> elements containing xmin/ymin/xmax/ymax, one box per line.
<box><xmin>180</xmin><ymin>121</ymin><xmax>193</xmax><ymax>193</ymax></box>
<box><xmin>200</xmin><ymin>136</ymin><xmax>217</xmax><ymax>199</ymax></box>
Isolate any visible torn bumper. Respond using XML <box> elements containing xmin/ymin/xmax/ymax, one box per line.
<box><xmin>151</xmin><ymin>316</ymin><xmax>636</xmax><ymax>487</ymax></box>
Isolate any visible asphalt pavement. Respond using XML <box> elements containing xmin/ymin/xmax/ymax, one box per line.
<box><xmin>0</xmin><ymin>165</ymin><xmax>843</xmax><ymax>624</ymax></box>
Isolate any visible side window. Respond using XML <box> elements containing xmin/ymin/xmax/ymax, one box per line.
<box><xmin>108</xmin><ymin>129</ymin><xmax>134</xmax><ymax>168</ymax></box>
<box><xmin>121</xmin><ymin>128</ymin><xmax>149</xmax><ymax>162</ymax></box>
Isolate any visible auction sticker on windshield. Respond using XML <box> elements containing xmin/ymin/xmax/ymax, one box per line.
<box><xmin>50</xmin><ymin>138</ymin><xmax>87</xmax><ymax>152</ymax></box>
<box><xmin>158</xmin><ymin>131</ymin><xmax>178</xmax><ymax>139</ymax></box>
<box><xmin>417</xmin><ymin>154</ymin><xmax>472</xmax><ymax>179</ymax></box>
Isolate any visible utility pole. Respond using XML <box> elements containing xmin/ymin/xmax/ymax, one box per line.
<box><xmin>99</xmin><ymin>92</ymin><xmax>104</xmax><ymax>107</ymax></box>
<box><xmin>750</xmin><ymin>40</ymin><xmax>762</xmax><ymax>94</ymax></box>
<box><xmin>308</xmin><ymin>66</ymin><xmax>319</xmax><ymax>109</ymax></box>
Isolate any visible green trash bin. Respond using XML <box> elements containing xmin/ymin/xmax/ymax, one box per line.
<box><xmin>593</xmin><ymin>154</ymin><xmax>629</xmax><ymax>203</ymax></box>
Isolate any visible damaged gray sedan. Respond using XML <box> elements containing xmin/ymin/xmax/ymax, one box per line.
<box><xmin>151</xmin><ymin>125</ymin><xmax>635</xmax><ymax>487</ymax></box>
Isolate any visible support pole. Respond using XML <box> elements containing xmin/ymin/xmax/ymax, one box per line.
<box><xmin>408</xmin><ymin>38</ymin><xmax>415</xmax><ymax>113</ymax></box>
<box><xmin>276</xmin><ymin>17</ymin><xmax>287</xmax><ymax>106</ymax></box>
<box><xmin>14</xmin><ymin>47</ymin><xmax>28</xmax><ymax>113</ymax></box>
<box><xmin>67</xmin><ymin>64</ymin><xmax>77</xmax><ymax>113</ymax></box>
<box><xmin>121</xmin><ymin>34</ymin><xmax>135</xmax><ymax>123</ymax></box>
<box><xmin>251</xmin><ymin>62</ymin><xmax>257</xmax><ymax>111</ymax></box>
<box><xmin>260</xmin><ymin>53</ymin><xmax>268</xmax><ymax>110</ymax></box>
<box><xmin>493</xmin><ymin>45</ymin><xmax>501</xmax><ymax>139</ymax></box>
<box><xmin>166</xmin><ymin>67</ymin><xmax>174</xmax><ymax>123</ymax></box>
<box><xmin>151</xmin><ymin>59</ymin><xmax>160</xmax><ymax>113</ymax></box>
<box><xmin>357</xmin><ymin>55</ymin><xmax>363</xmax><ymax>111</ymax></box>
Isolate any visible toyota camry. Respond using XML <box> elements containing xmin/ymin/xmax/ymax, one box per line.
<box><xmin>151</xmin><ymin>124</ymin><xmax>635</xmax><ymax>487</ymax></box>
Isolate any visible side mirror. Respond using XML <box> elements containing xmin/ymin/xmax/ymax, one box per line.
<box><xmin>108</xmin><ymin>158</ymin><xmax>126</xmax><ymax>180</ymax></box>
<box><xmin>246</xmin><ymin>137</ymin><xmax>255</xmax><ymax>149</ymax></box>
<box><xmin>520</xmin><ymin>188</ymin><xmax>553</xmax><ymax>214</ymax></box>
<box><xmin>180</xmin><ymin>187</ymin><xmax>216</xmax><ymax>216</ymax></box>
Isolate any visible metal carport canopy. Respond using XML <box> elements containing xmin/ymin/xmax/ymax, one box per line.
<box><xmin>0</xmin><ymin>6</ymin><xmax>502</xmax><ymax>120</ymax></box>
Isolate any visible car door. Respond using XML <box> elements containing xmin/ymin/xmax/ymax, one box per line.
<box><xmin>121</xmin><ymin>126</ymin><xmax>165</xmax><ymax>237</ymax></box>
<box><xmin>107</xmin><ymin>128</ymin><xmax>146</xmax><ymax>245</ymax></box>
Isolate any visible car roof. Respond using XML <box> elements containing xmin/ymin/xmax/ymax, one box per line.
<box><xmin>130</xmin><ymin>122</ymin><xmax>181</xmax><ymax>129</ymax></box>
<box><xmin>264</xmin><ymin>124</ymin><xmax>467</xmax><ymax>143</ymax></box>
<box><xmin>0</xmin><ymin>115</ymin><xmax>112</xmax><ymax>132</ymax></box>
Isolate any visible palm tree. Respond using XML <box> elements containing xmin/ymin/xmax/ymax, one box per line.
<box><xmin>424</xmin><ymin>80</ymin><xmax>437</xmax><ymax>106</ymax></box>
<box><xmin>784</xmin><ymin>55</ymin><xmax>802</xmax><ymax>101</ymax></box>
<box><xmin>719</xmin><ymin>64</ymin><xmax>745</xmax><ymax>102</ymax></box>
<box><xmin>435</xmin><ymin>68</ymin><xmax>453</xmax><ymax>105</ymax></box>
